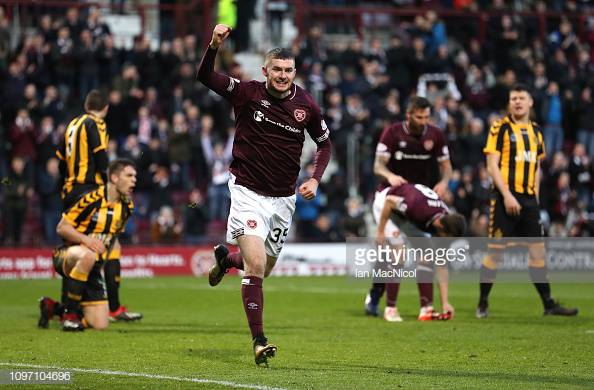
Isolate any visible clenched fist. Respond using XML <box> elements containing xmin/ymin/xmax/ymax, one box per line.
<box><xmin>210</xmin><ymin>24</ymin><xmax>232</xmax><ymax>49</ymax></box>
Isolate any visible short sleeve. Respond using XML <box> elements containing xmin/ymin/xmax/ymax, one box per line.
<box><xmin>86</xmin><ymin>120</ymin><xmax>107</xmax><ymax>154</ymax></box>
<box><xmin>433</xmin><ymin>129</ymin><xmax>450</xmax><ymax>162</ymax></box>
<box><xmin>376</xmin><ymin>126</ymin><xmax>394</xmax><ymax>159</ymax></box>
<box><xmin>537</xmin><ymin>130</ymin><xmax>546</xmax><ymax>160</ymax></box>
<box><xmin>484</xmin><ymin>120</ymin><xmax>504</xmax><ymax>155</ymax></box>
<box><xmin>63</xmin><ymin>189</ymin><xmax>102</xmax><ymax>226</ymax></box>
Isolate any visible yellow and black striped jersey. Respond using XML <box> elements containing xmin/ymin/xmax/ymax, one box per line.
<box><xmin>56</xmin><ymin>114</ymin><xmax>109</xmax><ymax>198</ymax></box>
<box><xmin>483</xmin><ymin>115</ymin><xmax>545</xmax><ymax>196</ymax></box>
<box><xmin>62</xmin><ymin>185</ymin><xmax>134</xmax><ymax>257</ymax></box>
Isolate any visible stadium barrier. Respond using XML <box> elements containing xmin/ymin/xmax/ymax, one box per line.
<box><xmin>0</xmin><ymin>243</ymin><xmax>347</xmax><ymax>280</ymax></box>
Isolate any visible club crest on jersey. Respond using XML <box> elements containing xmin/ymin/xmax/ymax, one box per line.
<box><xmin>294</xmin><ymin>109</ymin><xmax>306</xmax><ymax>122</ymax></box>
<box><xmin>247</xmin><ymin>219</ymin><xmax>258</xmax><ymax>229</ymax></box>
<box><xmin>423</xmin><ymin>140</ymin><xmax>434</xmax><ymax>151</ymax></box>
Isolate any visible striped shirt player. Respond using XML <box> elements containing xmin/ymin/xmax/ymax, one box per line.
<box><xmin>477</xmin><ymin>84</ymin><xmax>578</xmax><ymax>319</ymax></box>
<box><xmin>38</xmin><ymin>159</ymin><xmax>137</xmax><ymax>332</ymax></box>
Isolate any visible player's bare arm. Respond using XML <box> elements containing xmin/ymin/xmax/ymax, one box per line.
<box><xmin>56</xmin><ymin>217</ymin><xmax>106</xmax><ymax>254</ymax></box>
<box><xmin>486</xmin><ymin>153</ymin><xmax>521</xmax><ymax>216</ymax></box>
<box><xmin>433</xmin><ymin>159</ymin><xmax>452</xmax><ymax>198</ymax></box>
<box><xmin>209</xmin><ymin>24</ymin><xmax>231</xmax><ymax>49</ymax></box>
<box><xmin>376</xmin><ymin>196</ymin><xmax>399</xmax><ymax>244</ymax></box>
<box><xmin>535</xmin><ymin>160</ymin><xmax>542</xmax><ymax>204</ymax></box>
<box><xmin>436</xmin><ymin>265</ymin><xmax>454</xmax><ymax>317</ymax></box>
<box><xmin>373</xmin><ymin>154</ymin><xmax>407</xmax><ymax>187</ymax></box>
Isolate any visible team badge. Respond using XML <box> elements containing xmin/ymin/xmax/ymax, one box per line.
<box><xmin>423</xmin><ymin>140</ymin><xmax>434</xmax><ymax>151</ymax></box>
<box><xmin>294</xmin><ymin>109</ymin><xmax>306</xmax><ymax>122</ymax></box>
<box><xmin>247</xmin><ymin>220</ymin><xmax>258</xmax><ymax>229</ymax></box>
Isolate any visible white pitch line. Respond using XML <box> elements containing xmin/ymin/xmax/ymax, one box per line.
<box><xmin>0</xmin><ymin>362</ymin><xmax>289</xmax><ymax>390</ymax></box>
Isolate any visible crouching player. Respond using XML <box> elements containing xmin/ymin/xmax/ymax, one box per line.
<box><xmin>376</xmin><ymin>183</ymin><xmax>466</xmax><ymax>321</ymax></box>
<box><xmin>38</xmin><ymin>159</ymin><xmax>136</xmax><ymax>331</ymax></box>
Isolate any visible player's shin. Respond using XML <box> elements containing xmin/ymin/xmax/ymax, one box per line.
<box><xmin>241</xmin><ymin>276</ymin><xmax>264</xmax><ymax>338</ymax></box>
<box><xmin>64</xmin><ymin>268</ymin><xmax>88</xmax><ymax>321</ymax></box>
<box><xmin>416</xmin><ymin>263</ymin><xmax>434</xmax><ymax>308</ymax></box>
<box><xmin>104</xmin><ymin>258</ymin><xmax>121</xmax><ymax>312</ymax></box>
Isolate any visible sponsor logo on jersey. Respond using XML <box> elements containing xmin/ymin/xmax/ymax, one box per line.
<box><xmin>294</xmin><ymin>109</ymin><xmax>306</xmax><ymax>122</ymax></box>
<box><xmin>399</xmin><ymin>141</ymin><xmax>407</xmax><ymax>148</ymax></box>
<box><xmin>260</xmin><ymin>99</ymin><xmax>271</xmax><ymax>108</ymax></box>
<box><xmin>423</xmin><ymin>140</ymin><xmax>434</xmax><ymax>151</ymax></box>
<box><xmin>515</xmin><ymin>151</ymin><xmax>537</xmax><ymax>163</ymax></box>
<box><xmin>394</xmin><ymin>151</ymin><xmax>431</xmax><ymax>160</ymax></box>
<box><xmin>247</xmin><ymin>219</ymin><xmax>258</xmax><ymax>229</ymax></box>
<box><xmin>252</xmin><ymin>110</ymin><xmax>301</xmax><ymax>133</ymax></box>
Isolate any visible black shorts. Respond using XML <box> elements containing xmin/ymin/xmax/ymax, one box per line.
<box><xmin>52</xmin><ymin>246</ymin><xmax>107</xmax><ymax>304</ymax></box>
<box><xmin>62</xmin><ymin>184</ymin><xmax>99</xmax><ymax>211</ymax></box>
<box><xmin>488</xmin><ymin>191</ymin><xmax>544</xmax><ymax>238</ymax></box>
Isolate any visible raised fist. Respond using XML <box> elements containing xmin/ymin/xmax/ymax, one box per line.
<box><xmin>210</xmin><ymin>24</ymin><xmax>231</xmax><ymax>49</ymax></box>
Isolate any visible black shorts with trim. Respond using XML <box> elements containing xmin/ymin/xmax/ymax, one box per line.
<box><xmin>62</xmin><ymin>184</ymin><xmax>99</xmax><ymax>211</ymax></box>
<box><xmin>52</xmin><ymin>246</ymin><xmax>107</xmax><ymax>304</ymax></box>
<box><xmin>488</xmin><ymin>191</ymin><xmax>544</xmax><ymax>239</ymax></box>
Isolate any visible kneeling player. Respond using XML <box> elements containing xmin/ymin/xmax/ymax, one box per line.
<box><xmin>376</xmin><ymin>183</ymin><xmax>466</xmax><ymax>321</ymax></box>
<box><xmin>38</xmin><ymin>159</ymin><xmax>136</xmax><ymax>331</ymax></box>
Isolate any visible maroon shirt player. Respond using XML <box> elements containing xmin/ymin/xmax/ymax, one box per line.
<box><xmin>367</xmin><ymin>96</ymin><xmax>452</xmax><ymax>323</ymax></box>
<box><xmin>197</xmin><ymin>24</ymin><xmax>331</xmax><ymax>366</ymax></box>
<box><xmin>374</xmin><ymin>96</ymin><xmax>451</xmax><ymax>195</ymax></box>
<box><xmin>376</xmin><ymin>183</ymin><xmax>466</xmax><ymax>322</ymax></box>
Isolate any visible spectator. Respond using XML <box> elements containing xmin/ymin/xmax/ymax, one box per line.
<box><xmin>575</xmin><ymin>86</ymin><xmax>594</xmax><ymax>155</ymax></box>
<box><xmin>37</xmin><ymin>157</ymin><xmax>61</xmax><ymax>244</ymax></box>
<box><xmin>542</xmin><ymin>81</ymin><xmax>564</xmax><ymax>154</ymax></box>
<box><xmin>341</xmin><ymin>196</ymin><xmax>367</xmax><ymax>238</ymax></box>
<box><xmin>2</xmin><ymin>157</ymin><xmax>32</xmax><ymax>245</ymax></box>
<box><xmin>9</xmin><ymin>109</ymin><xmax>36</xmax><ymax>163</ymax></box>
<box><xmin>201</xmin><ymin>125</ymin><xmax>233</xmax><ymax>221</ymax></box>
<box><xmin>151</xmin><ymin>205</ymin><xmax>182</xmax><ymax>243</ymax></box>
<box><xmin>184</xmin><ymin>188</ymin><xmax>209</xmax><ymax>243</ymax></box>
<box><xmin>168</xmin><ymin>112</ymin><xmax>192</xmax><ymax>190</ymax></box>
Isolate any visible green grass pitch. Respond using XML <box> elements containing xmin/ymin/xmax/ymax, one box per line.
<box><xmin>1</xmin><ymin>276</ymin><xmax>593</xmax><ymax>389</ymax></box>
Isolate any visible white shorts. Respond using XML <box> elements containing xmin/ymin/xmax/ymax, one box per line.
<box><xmin>373</xmin><ymin>188</ymin><xmax>404</xmax><ymax>245</ymax></box>
<box><xmin>226</xmin><ymin>175</ymin><xmax>296</xmax><ymax>257</ymax></box>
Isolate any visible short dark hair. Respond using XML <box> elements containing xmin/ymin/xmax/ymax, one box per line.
<box><xmin>510</xmin><ymin>83</ymin><xmax>532</xmax><ymax>95</ymax></box>
<box><xmin>108</xmin><ymin>158</ymin><xmax>136</xmax><ymax>179</ymax></box>
<box><xmin>84</xmin><ymin>90</ymin><xmax>108</xmax><ymax>112</ymax></box>
<box><xmin>406</xmin><ymin>96</ymin><xmax>431</xmax><ymax>113</ymax></box>
<box><xmin>264</xmin><ymin>48</ymin><xmax>294</xmax><ymax>66</ymax></box>
<box><xmin>440</xmin><ymin>213</ymin><xmax>466</xmax><ymax>237</ymax></box>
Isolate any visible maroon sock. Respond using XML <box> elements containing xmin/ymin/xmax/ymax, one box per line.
<box><xmin>385</xmin><ymin>283</ymin><xmax>400</xmax><ymax>307</ymax></box>
<box><xmin>417</xmin><ymin>283</ymin><xmax>433</xmax><ymax>307</ymax></box>
<box><xmin>241</xmin><ymin>276</ymin><xmax>263</xmax><ymax>338</ymax></box>
<box><xmin>227</xmin><ymin>252</ymin><xmax>244</xmax><ymax>270</ymax></box>
<box><xmin>416</xmin><ymin>265</ymin><xmax>434</xmax><ymax>307</ymax></box>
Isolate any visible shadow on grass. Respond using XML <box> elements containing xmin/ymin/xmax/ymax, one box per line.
<box><xmin>273</xmin><ymin>363</ymin><xmax>593</xmax><ymax>387</ymax></box>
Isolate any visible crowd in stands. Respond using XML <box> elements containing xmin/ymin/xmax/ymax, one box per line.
<box><xmin>1</xmin><ymin>3</ymin><xmax>593</xmax><ymax>246</ymax></box>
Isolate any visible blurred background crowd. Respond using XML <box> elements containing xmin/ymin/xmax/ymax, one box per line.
<box><xmin>1</xmin><ymin>0</ymin><xmax>593</xmax><ymax>246</ymax></box>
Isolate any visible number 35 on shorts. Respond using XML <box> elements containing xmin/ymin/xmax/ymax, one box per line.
<box><xmin>270</xmin><ymin>228</ymin><xmax>288</xmax><ymax>244</ymax></box>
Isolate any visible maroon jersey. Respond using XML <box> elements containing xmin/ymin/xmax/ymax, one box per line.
<box><xmin>387</xmin><ymin>183</ymin><xmax>449</xmax><ymax>230</ymax></box>
<box><xmin>198</xmin><ymin>47</ymin><xmax>331</xmax><ymax>197</ymax></box>
<box><xmin>376</xmin><ymin>122</ymin><xmax>449</xmax><ymax>190</ymax></box>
